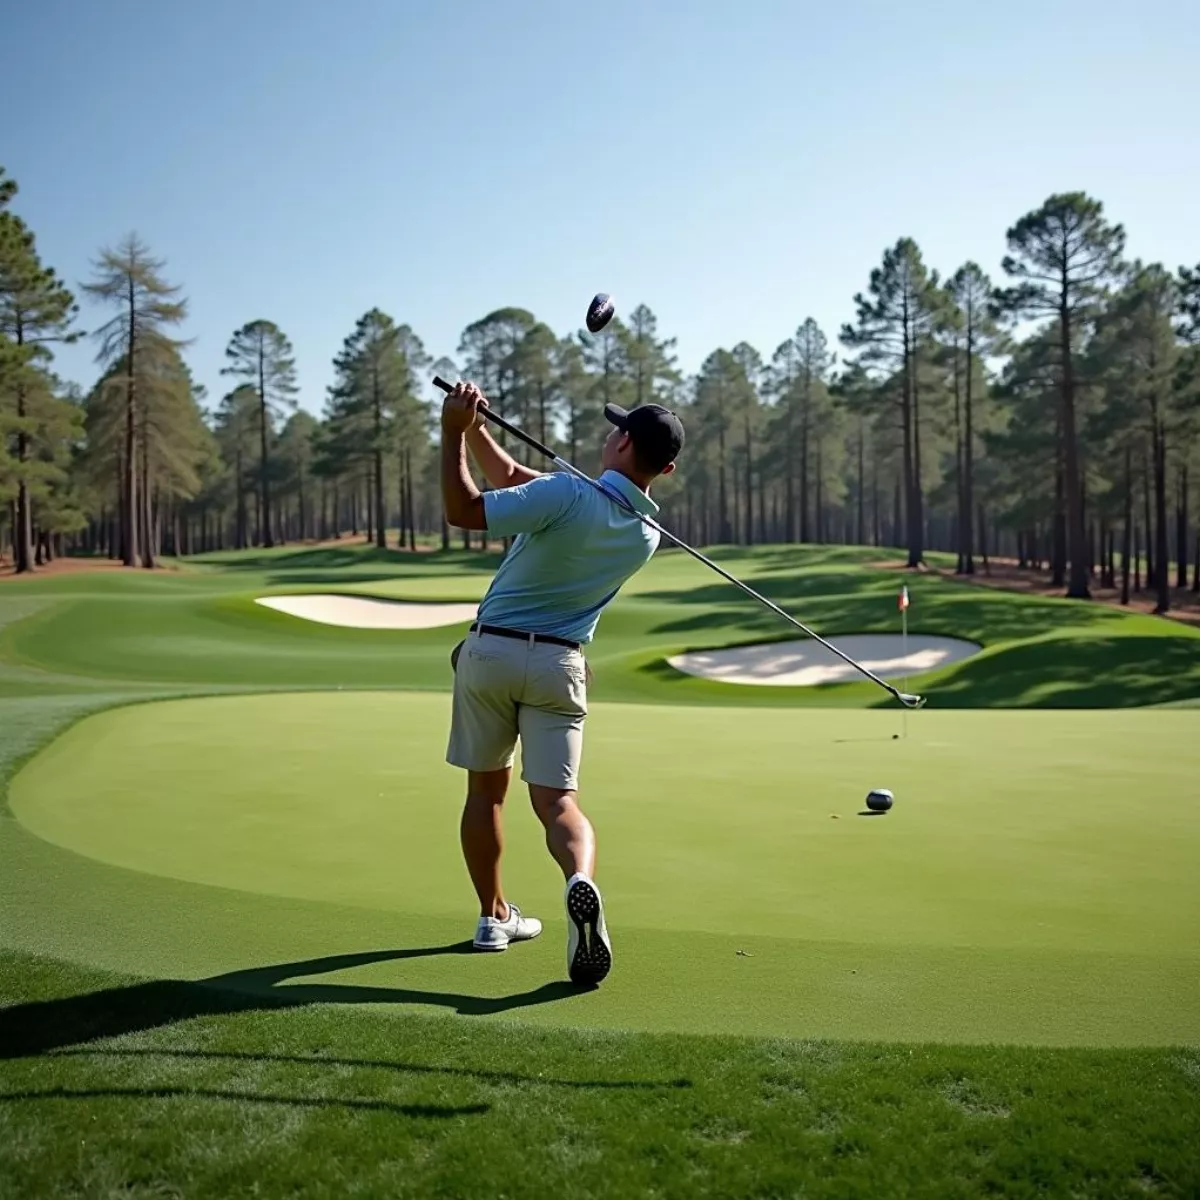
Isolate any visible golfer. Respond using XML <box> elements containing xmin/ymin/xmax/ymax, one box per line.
<box><xmin>439</xmin><ymin>381</ymin><xmax>684</xmax><ymax>985</ymax></box>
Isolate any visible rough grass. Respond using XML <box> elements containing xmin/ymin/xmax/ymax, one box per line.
<box><xmin>3</xmin><ymin>952</ymin><xmax>1200</xmax><ymax>1200</ymax></box>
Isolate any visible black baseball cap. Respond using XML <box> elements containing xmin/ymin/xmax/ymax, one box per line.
<box><xmin>603</xmin><ymin>402</ymin><xmax>685</xmax><ymax>472</ymax></box>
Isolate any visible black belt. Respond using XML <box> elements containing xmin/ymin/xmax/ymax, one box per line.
<box><xmin>470</xmin><ymin>622</ymin><xmax>581</xmax><ymax>651</ymax></box>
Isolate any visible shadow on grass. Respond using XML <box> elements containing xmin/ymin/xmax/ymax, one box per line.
<box><xmin>43</xmin><ymin>1048</ymin><xmax>687</xmax><ymax>1091</ymax></box>
<box><xmin>927</xmin><ymin>635</ymin><xmax>1200</xmax><ymax>708</ymax></box>
<box><xmin>645</xmin><ymin>576</ymin><xmax>1124</xmax><ymax>644</ymax></box>
<box><xmin>0</xmin><ymin>944</ymin><xmax>690</xmax><ymax>1093</ymax></box>
<box><xmin>0</xmin><ymin>944</ymin><xmax>550</xmax><ymax>1060</ymax></box>
<box><xmin>207</xmin><ymin>546</ymin><xmax>505</xmax><ymax>575</ymax></box>
<box><xmin>0</xmin><ymin>1085</ymin><xmax>486</xmax><ymax>1119</ymax></box>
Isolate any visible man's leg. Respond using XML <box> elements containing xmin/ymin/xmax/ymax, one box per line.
<box><xmin>462</xmin><ymin>767</ymin><xmax>512</xmax><ymax>918</ymax></box>
<box><xmin>520</xmin><ymin>652</ymin><xmax>611</xmax><ymax>985</ymax></box>
<box><xmin>446</xmin><ymin>633</ymin><xmax>541</xmax><ymax>951</ymax></box>
<box><xmin>527</xmin><ymin>785</ymin><xmax>595</xmax><ymax>881</ymax></box>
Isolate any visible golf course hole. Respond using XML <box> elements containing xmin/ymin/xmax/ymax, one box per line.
<box><xmin>255</xmin><ymin>594</ymin><xmax>478</xmax><ymax>629</ymax></box>
<box><xmin>667</xmin><ymin>634</ymin><xmax>980</xmax><ymax>686</ymax></box>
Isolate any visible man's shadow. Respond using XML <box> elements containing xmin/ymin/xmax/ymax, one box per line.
<box><xmin>0</xmin><ymin>942</ymin><xmax>582</xmax><ymax>1062</ymax></box>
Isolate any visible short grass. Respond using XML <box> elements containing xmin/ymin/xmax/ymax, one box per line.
<box><xmin>2</xmin><ymin>542</ymin><xmax>1199</xmax><ymax>1197</ymax></box>
<box><xmin>8</xmin><ymin>694</ymin><xmax>1199</xmax><ymax>1046</ymax></box>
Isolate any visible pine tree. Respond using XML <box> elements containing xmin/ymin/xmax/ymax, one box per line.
<box><xmin>946</xmin><ymin>263</ymin><xmax>1001</xmax><ymax>574</ymax></box>
<box><xmin>80</xmin><ymin>234</ymin><xmax>188</xmax><ymax>567</ymax></box>
<box><xmin>222</xmin><ymin>320</ymin><xmax>298</xmax><ymax>547</ymax></box>
<box><xmin>1093</xmin><ymin>264</ymin><xmax>1182</xmax><ymax>612</ymax></box>
<box><xmin>0</xmin><ymin>171</ymin><xmax>80</xmax><ymax>572</ymax></box>
<box><xmin>730</xmin><ymin>342</ymin><xmax>764</xmax><ymax>544</ymax></box>
<box><xmin>622</xmin><ymin>304</ymin><xmax>680</xmax><ymax>409</ymax></box>
<box><xmin>213</xmin><ymin>386</ymin><xmax>260</xmax><ymax>549</ymax></box>
<box><xmin>996</xmin><ymin>192</ymin><xmax>1126</xmax><ymax>599</ymax></box>
<box><xmin>842</xmin><ymin>239</ymin><xmax>940</xmax><ymax>566</ymax></box>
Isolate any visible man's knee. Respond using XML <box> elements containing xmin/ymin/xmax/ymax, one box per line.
<box><xmin>467</xmin><ymin>768</ymin><xmax>511</xmax><ymax>806</ymax></box>
<box><xmin>528</xmin><ymin>783</ymin><xmax>579</xmax><ymax>823</ymax></box>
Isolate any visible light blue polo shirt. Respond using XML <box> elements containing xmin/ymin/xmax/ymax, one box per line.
<box><xmin>477</xmin><ymin>469</ymin><xmax>660</xmax><ymax>645</ymax></box>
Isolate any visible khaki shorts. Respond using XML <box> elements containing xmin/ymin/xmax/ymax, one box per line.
<box><xmin>446</xmin><ymin>629</ymin><xmax>590</xmax><ymax>790</ymax></box>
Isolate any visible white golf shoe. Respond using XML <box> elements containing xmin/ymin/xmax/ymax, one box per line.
<box><xmin>472</xmin><ymin>903</ymin><xmax>542</xmax><ymax>952</ymax></box>
<box><xmin>565</xmin><ymin>873</ymin><xmax>612</xmax><ymax>985</ymax></box>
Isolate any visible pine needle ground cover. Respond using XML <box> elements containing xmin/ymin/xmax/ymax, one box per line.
<box><xmin>2</xmin><ymin>545</ymin><xmax>1198</xmax><ymax>1197</ymax></box>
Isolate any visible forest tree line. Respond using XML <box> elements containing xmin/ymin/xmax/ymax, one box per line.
<box><xmin>3</xmin><ymin>163</ymin><xmax>1199</xmax><ymax>611</ymax></box>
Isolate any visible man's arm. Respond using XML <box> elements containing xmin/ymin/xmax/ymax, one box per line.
<box><xmin>441</xmin><ymin>431</ymin><xmax>487</xmax><ymax>530</ymax></box>
<box><xmin>465</xmin><ymin>423</ymin><xmax>542</xmax><ymax>489</ymax></box>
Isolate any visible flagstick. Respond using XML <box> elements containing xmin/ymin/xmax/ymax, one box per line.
<box><xmin>901</xmin><ymin>599</ymin><xmax>909</xmax><ymax>740</ymax></box>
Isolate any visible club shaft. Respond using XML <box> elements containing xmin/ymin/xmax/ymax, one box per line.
<box><xmin>434</xmin><ymin>375</ymin><xmax>914</xmax><ymax>704</ymax></box>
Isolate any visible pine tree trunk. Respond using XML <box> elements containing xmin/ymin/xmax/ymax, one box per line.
<box><xmin>123</xmin><ymin>316</ymin><xmax>139</xmax><ymax>567</ymax></box>
<box><xmin>258</xmin><ymin>343</ymin><xmax>274</xmax><ymax>549</ymax></box>
<box><xmin>743</xmin><ymin>418</ymin><xmax>753</xmax><ymax>546</ymax></box>
<box><xmin>1176</xmin><ymin>466</ymin><xmax>1188</xmax><ymax>589</ymax></box>
<box><xmin>784</xmin><ymin>404</ymin><xmax>796</xmax><ymax>542</ymax></box>
<box><xmin>405</xmin><ymin>447</ymin><xmax>416</xmax><ymax>551</ymax></box>
<box><xmin>872</xmin><ymin>457</ymin><xmax>881</xmax><ymax>547</ymax></box>
<box><xmin>373</xmin><ymin>370</ymin><xmax>386</xmax><ymax>549</ymax></box>
<box><xmin>1142</xmin><ymin>452</ymin><xmax>1154</xmax><ymax>588</ymax></box>
<box><xmin>953</xmin><ymin>343</ymin><xmax>964</xmax><ymax>573</ymax></box>
<box><xmin>14</xmin><ymin>372</ymin><xmax>33</xmax><ymax>573</ymax></box>
<box><xmin>964</xmin><ymin>328</ymin><xmax>976</xmax><ymax>574</ymax></box>
<box><xmin>1121</xmin><ymin>445</ymin><xmax>1133</xmax><ymax>605</ymax></box>
<box><xmin>799</xmin><ymin>417</ymin><xmax>810</xmax><ymax>542</ymax></box>
<box><xmin>856</xmin><ymin>420</ymin><xmax>865</xmax><ymax>546</ymax></box>
<box><xmin>908</xmin><ymin>332</ymin><xmax>925</xmax><ymax>568</ymax></box>
<box><xmin>397</xmin><ymin>453</ymin><xmax>408</xmax><ymax>551</ymax></box>
<box><xmin>141</xmin><ymin>434</ymin><xmax>156</xmax><ymax>568</ymax></box>
<box><xmin>1059</xmin><ymin>299</ymin><xmax>1089</xmax><ymax>598</ymax></box>
<box><xmin>815</xmin><ymin>443</ymin><xmax>825</xmax><ymax>544</ymax></box>
<box><xmin>717</xmin><ymin>425</ymin><xmax>730</xmax><ymax>543</ymax></box>
<box><xmin>1052</xmin><ymin>444</ymin><xmax>1066</xmax><ymax>588</ymax></box>
<box><xmin>1153</xmin><ymin>424</ymin><xmax>1170</xmax><ymax>614</ymax></box>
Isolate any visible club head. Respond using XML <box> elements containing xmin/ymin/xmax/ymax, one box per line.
<box><xmin>898</xmin><ymin>693</ymin><xmax>926</xmax><ymax>709</ymax></box>
<box><xmin>586</xmin><ymin>292</ymin><xmax>615</xmax><ymax>333</ymax></box>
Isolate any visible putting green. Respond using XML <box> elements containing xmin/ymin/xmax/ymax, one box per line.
<box><xmin>9</xmin><ymin>691</ymin><xmax>1200</xmax><ymax>1046</ymax></box>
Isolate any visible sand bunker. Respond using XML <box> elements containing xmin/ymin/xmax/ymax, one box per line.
<box><xmin>667</xmin><ymin>634</ymin><xmax>980</xmax><ymax>687</ymax></box>
<box><xmin>255</xmin><ymin>595</ymin><xmax>478</xmax><ymax>630</ymax></box>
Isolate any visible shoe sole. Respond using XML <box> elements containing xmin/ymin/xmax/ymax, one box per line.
<box><xmin>566</xmin><ymin>879</ymin><xmax>611</xmax><ymax>985</ymax></box>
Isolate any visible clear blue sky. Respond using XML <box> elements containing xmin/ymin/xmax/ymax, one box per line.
<box><xmin>4</xmin><ymin>0</ymin><xmax>1198</xmax><ymax>415</ymax></box>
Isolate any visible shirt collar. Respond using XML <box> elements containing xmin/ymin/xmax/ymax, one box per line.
<box><xmin>597</xmin><ymin>469</ymin><xmax>660</xmax><ymax>516</ymax></box>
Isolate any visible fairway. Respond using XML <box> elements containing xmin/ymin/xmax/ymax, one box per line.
<box><xmin>4</xmin><ymin>544</ymin><xmax>1200</xmax><ymax>1197</ymax></box>
<box><xmin>9</xmin><ymin>690</ymin><xmax>1200</xmax><ymax>1045</ymax></box>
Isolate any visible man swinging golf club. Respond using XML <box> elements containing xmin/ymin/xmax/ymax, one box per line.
<box><xmin>439</xmin><ymin>380</ymin><xmax>684</xmax><ymax>985</ymax></box>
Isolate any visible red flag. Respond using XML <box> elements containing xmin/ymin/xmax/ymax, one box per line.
<box><xmin>899</xmin><ymin>585</ymin><xmax>909</xmax><ymax>611</ymax></box>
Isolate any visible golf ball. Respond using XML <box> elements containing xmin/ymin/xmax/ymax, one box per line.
<box><xmin>866</xmin><ymin>788</ymin><xmax>894</xmax><ymax>812</ymax></box>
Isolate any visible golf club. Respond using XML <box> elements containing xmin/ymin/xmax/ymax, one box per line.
<box><xmin>433</xmin><ymin>375</ymin><xmax>926</xmax><ymax>710</ymax></box>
